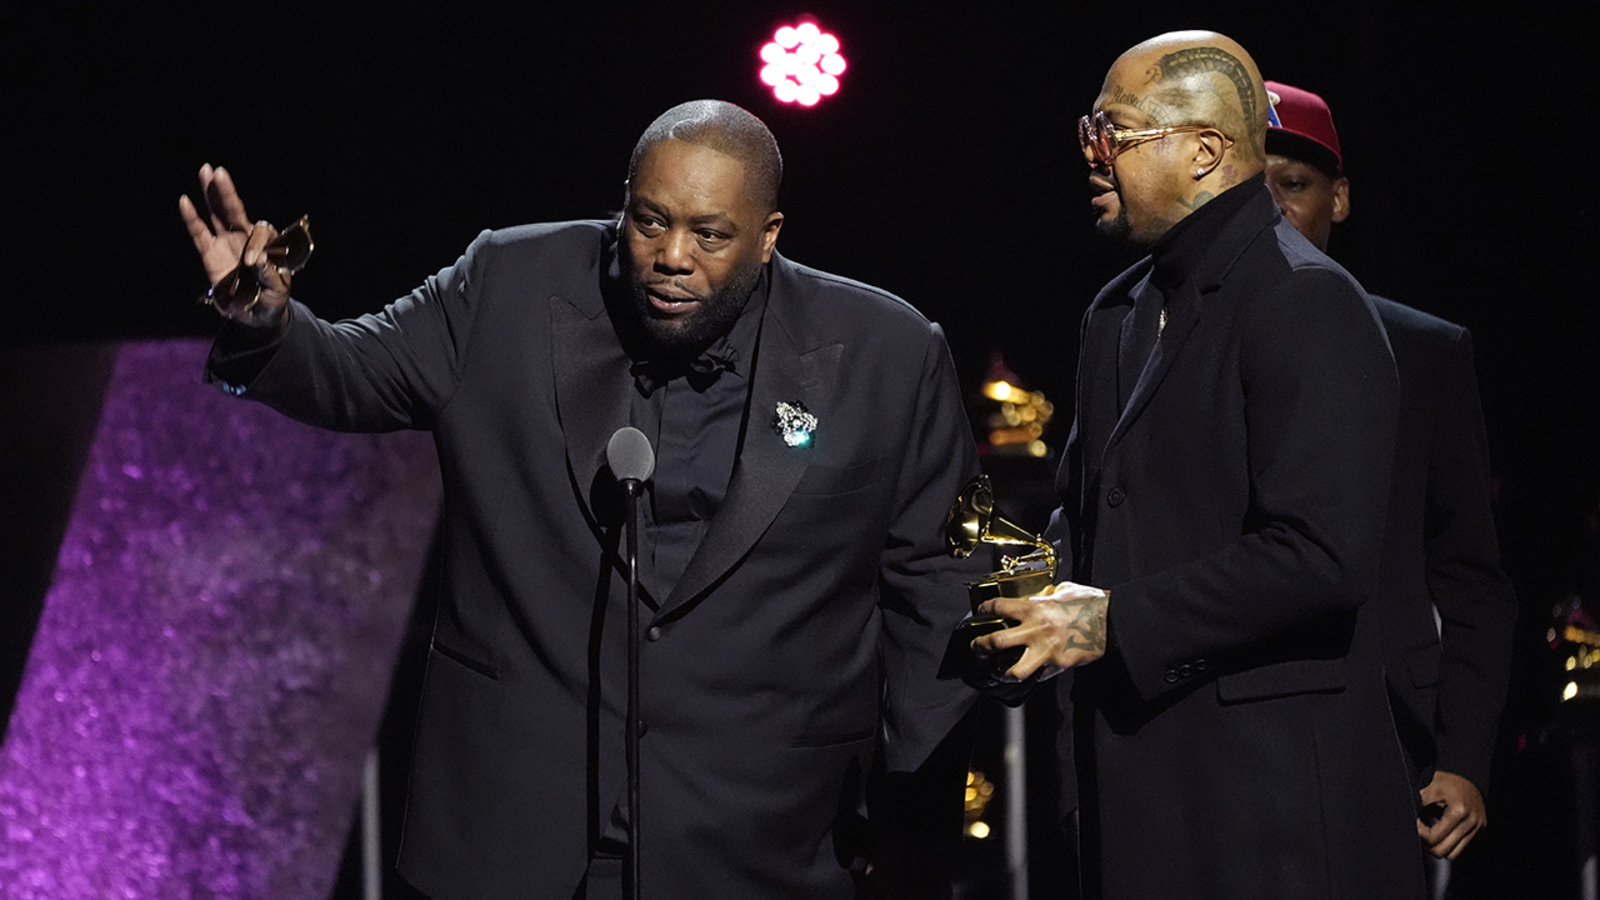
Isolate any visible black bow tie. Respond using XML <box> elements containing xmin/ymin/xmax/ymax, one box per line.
<box><xmin>631</xmin><ymin>343</ymin><xmax>740</xmax><ymax>396</ymax></box>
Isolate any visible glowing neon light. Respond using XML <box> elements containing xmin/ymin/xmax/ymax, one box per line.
<box><xmin>758</xmin><ymin>21</ymin><xmax>847</xmax><ymax>107</ymax></box>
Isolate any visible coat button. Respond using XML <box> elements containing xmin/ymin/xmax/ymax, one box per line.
<box><xmin>1194</xmin><ymin>658</ymin><xmax>1210</xmax><ymax>673</ymax></box>
<box><xmin>1107</xmin><ymin>486</ymin><xmax>1127</xmax><ymax>507</ymax></box>
<box><xmin>1177</xmin><ymin>664</ymin><xmax>1195</xmax><ymax>679</ymax></box>
<box><xmin>1164</xmin><ymin>668</ymin><xmax>1179</xmax><ymax>684</ymax></box>
<box><xmin>646</xmin><ymin>626</ymin><xmax>662</xmax><ymax>642</ymax></box>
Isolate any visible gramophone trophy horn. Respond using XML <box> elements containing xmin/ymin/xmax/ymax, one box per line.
<box><xmin>939</xmin><ymin>476</ymin><xmax>1058</xmax><ymax>680</ymax></box>
<box><xmin>945</xmin><ymin>475</ymin><xmax>1056</xmax><ymax>602</ymax></box>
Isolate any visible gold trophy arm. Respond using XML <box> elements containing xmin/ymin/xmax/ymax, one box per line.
<box><xmin>944</xmin><ymin>475</ymin><xmax>1059</xmax><ymax>603</ymax></box>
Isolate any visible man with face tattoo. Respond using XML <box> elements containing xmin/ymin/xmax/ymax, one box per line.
<box><xmin>179</xmin><ymin>99</ymin><xmax>981</xmax><ymax>900</ymax></box>
<box><xmin>1264</xmin><ymin>80</ymin><xmax>1517</xmax><ymax>870</ymax></box>
<box><xmin>974</xmin><ymin>33</ymin><xmax>1426</xmax><ymax>898</ymax></box>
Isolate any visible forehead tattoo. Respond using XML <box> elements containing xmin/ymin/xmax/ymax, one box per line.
<box><xmin>1144</xmin><ymin>46</ymin><xmax>1259</xmax><ymax>137</ymax></box>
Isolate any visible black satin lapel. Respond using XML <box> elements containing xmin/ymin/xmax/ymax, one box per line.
<box><xmin>658</xmin><ymin>337</ymin><xmax>843</xmax><ymax>617</ymax></box>
<box><xmin>550</xmin><ymin>294</ymin><xmax>634</xmax><ymax>524</ymax></box>
<box><xmin>1104</xmin><ymin>283</ymin><xmax>1202</xmax><ymax>454</ymax></box>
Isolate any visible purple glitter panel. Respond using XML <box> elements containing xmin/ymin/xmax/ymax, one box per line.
<box><xmin>0</xmin><ymin>341</ymin><xmax>441</xmax><ymax>899</ymax></box>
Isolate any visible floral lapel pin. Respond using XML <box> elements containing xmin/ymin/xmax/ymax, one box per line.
<box><xmin>772</xmin><ymin>401</ymin><xmax>817</xmax><ymax>448</ymax></box>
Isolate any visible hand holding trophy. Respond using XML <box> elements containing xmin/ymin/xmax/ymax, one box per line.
<box><xmin>939</xmin><ymin>475</ymin><xmax>1056</xmax><ymax>683</ymax></box>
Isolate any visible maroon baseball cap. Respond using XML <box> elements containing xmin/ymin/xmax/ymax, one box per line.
<box><xmin>1265</xmin><ymin>80</ymin><xmax>1343</xmax><ymax>176</ymax></box>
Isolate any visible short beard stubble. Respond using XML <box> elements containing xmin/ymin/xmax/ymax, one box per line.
<box><xmin>620</xmin><ymin>245</ymin><xmax>765</xmax><ymax>360</ymax></box>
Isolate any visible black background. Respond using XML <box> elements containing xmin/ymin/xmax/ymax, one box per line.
<box><xmin>5</xmin><ymin>2</ymin><xmax>1596</xmax><ymax>895</ymax></box>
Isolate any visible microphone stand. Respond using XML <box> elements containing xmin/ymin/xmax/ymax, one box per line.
<box><xmin>608</xmin><ymin>424</ymin><xmax>653</xmax><ymax>900</ymax></box>
<box><xmin>621</xmin><ymin>474</ymin><xmax>643</xmax><ymax>900</ymax></box>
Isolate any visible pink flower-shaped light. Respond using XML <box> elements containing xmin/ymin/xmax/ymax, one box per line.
<box><xmin>759</xmin><ymin>21</ymin><xmax>846</xmax><ymax>107</ymax></box>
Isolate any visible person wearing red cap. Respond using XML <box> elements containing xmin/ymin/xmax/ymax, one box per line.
<box><xmin>1264</xmin><ymin>80</ymin><xmax>1519</xmax><ymax>867</ymax></box>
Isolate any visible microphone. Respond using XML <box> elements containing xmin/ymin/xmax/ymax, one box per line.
<box><xmin>607</xmin><ymin>426</ymin><xmax>655</xmax><ymax>489</ymax></box>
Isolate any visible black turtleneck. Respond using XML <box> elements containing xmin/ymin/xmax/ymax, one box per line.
<box><xmin>1148</xmin><ymin>173</ymin><xmax>1267</xmax><ymax>292</ymax></box>
<box><xmin>1115</xmin><ymin>175</ymin><xmax>1268</xmax><ymax>407</ymax></box>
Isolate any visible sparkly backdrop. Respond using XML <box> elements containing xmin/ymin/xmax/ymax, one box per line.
<box><xmin>0</xmin><ymin>341</ymin><xmax>442</xmax><ymax>899</ymax></box>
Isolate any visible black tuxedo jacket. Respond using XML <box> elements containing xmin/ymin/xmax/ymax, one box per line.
<box><xmin>1369</xmin><ymin>297</ymin><xmax>1517</xmax><ymax>793</ymax></box>
<box><xmin>1054</xmin><ymin>183</ymin><xmax>1424</xmax><ymax>899</ymax></box>
<box><xmin>212</xmin><ymin>221</ymin><xmax>980</xmax><ymax>899</ymax></box>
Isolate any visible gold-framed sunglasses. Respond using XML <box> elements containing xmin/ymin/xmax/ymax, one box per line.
<box><xmin>1077</xmin><ymin>110</ymin><xmax>1222</xmax><ymax>167</ymax></box>
<box><xmin>202</xmin><ymin>215</ymin><xmax>314</xmax><ymax>312</ymax></box>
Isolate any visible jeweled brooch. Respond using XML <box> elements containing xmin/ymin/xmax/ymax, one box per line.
<box><xmin>772</xmin><ymin>401</ymin><xmax>817</xmax><ymax>447</ymax></box>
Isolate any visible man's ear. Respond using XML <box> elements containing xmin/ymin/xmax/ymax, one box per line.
<box><xmin>759</xmin><ymin>211</ymin><xmax>784</xmax><ymax>263</ymax></box>
<box><xmin>1193</xmin><ymin>129</ymin><xmax>1234</xmax><ymax>177</ymax></box>
<box><xmin>1331</xmin><ymin>177</ymin><xmax>1351</xmax><ymax>224</ymax></box>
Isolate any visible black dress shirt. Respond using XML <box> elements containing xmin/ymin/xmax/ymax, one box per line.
<box><xmin>626</xmin><ymin>270</ymin><xmax>768</xmax><ymax>603</ymax></box>
<box><xmin>600</xmin><ymin>267</ymin><xmax>769</xmax><ymax>858</ymax></box>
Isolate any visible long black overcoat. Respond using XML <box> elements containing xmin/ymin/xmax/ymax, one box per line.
<box><xmin>1055</xmin><ymin>184</ymin><xmax>1426</xmax><ymax>900</ymax></box>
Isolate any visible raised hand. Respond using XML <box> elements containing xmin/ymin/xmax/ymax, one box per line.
<box><xmin>178</xmin><ymin>164</ymin><xmax>298</xmax><ymax>326</ymax></box>
<box><xmin>971</xmin><ymin>581</ymin><xmax>1110</xmax><ymax>681</ymax></box>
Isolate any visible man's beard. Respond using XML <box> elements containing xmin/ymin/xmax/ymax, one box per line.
<box><xmin>622</xmin><ymin>254</ymin><xmax>764</xmax><ymax>359</ymax></box>
<box><xmin>1095</xmin><ymin>199</ymin><xmax>1133</xmax><ymax>243</ymax></box>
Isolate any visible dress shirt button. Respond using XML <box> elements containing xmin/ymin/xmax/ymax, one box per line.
<box><xmin>646</xmin><ymin>626</ymin><xmax>662</xmax><ymax>642</ymax></box>
<box><xmin>1107</xmin><ymin>486</ymin><xmax>1127</xmax><ymax>507</ymax></box>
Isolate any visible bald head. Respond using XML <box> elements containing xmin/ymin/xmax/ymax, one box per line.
<box><xmin>627</xmin><ymin>100</ymin><xmax>783</xmax><ymax>214</ymax></box>
<box><xmin>1106</xmin><ymin>31</ymin><xmax>1268</xmax><ymax>169</ymax></box>
<box><xmin>1084</xmin><ymin>31</ymin><xmax>1269</xmax><ymax>245</ymax></box>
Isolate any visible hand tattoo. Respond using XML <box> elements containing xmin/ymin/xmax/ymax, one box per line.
<box><xmin>1060</xmin><ymin>591</ymin><xmax>1109</xmax><ymax>656</ymax></box>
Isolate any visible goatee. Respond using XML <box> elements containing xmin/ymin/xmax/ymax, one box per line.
<box><xmin>622</xmin><ymin>256</ymin><xmax>762</xmax><ymax>360</ymax></box>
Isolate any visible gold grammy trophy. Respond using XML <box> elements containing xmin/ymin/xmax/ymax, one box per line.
<box><xmin>940</xmin><ymin>475</ymin><xmax>1057</xmax><ymax>679</ymax></box>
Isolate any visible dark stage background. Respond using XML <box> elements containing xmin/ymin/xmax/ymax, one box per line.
<box><xmin>4</xmin><ymin>2</ymin><xmax>1596</xmax><ymax>897</ymax></box>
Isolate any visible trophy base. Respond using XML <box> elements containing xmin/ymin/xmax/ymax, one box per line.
<box><xmin>938</xmin><ymin>615</ymin><xmax>1023</xmax><ymax>681</ymax></box>
<box><xmin>937</xmin><ymin>570</ymin><xmax>1055</xmax><ymax>683</ymax></box>
<box><xmin>965</xmin><ymin>569</ymin><xmax>1056</xmax><ymax>605</ymax></box>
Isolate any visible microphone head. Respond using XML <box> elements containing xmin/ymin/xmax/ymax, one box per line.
<box><xmin>606</xmin><ymin>426</ymin><xmax>656</xmax><ymax>484</ymax></box>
